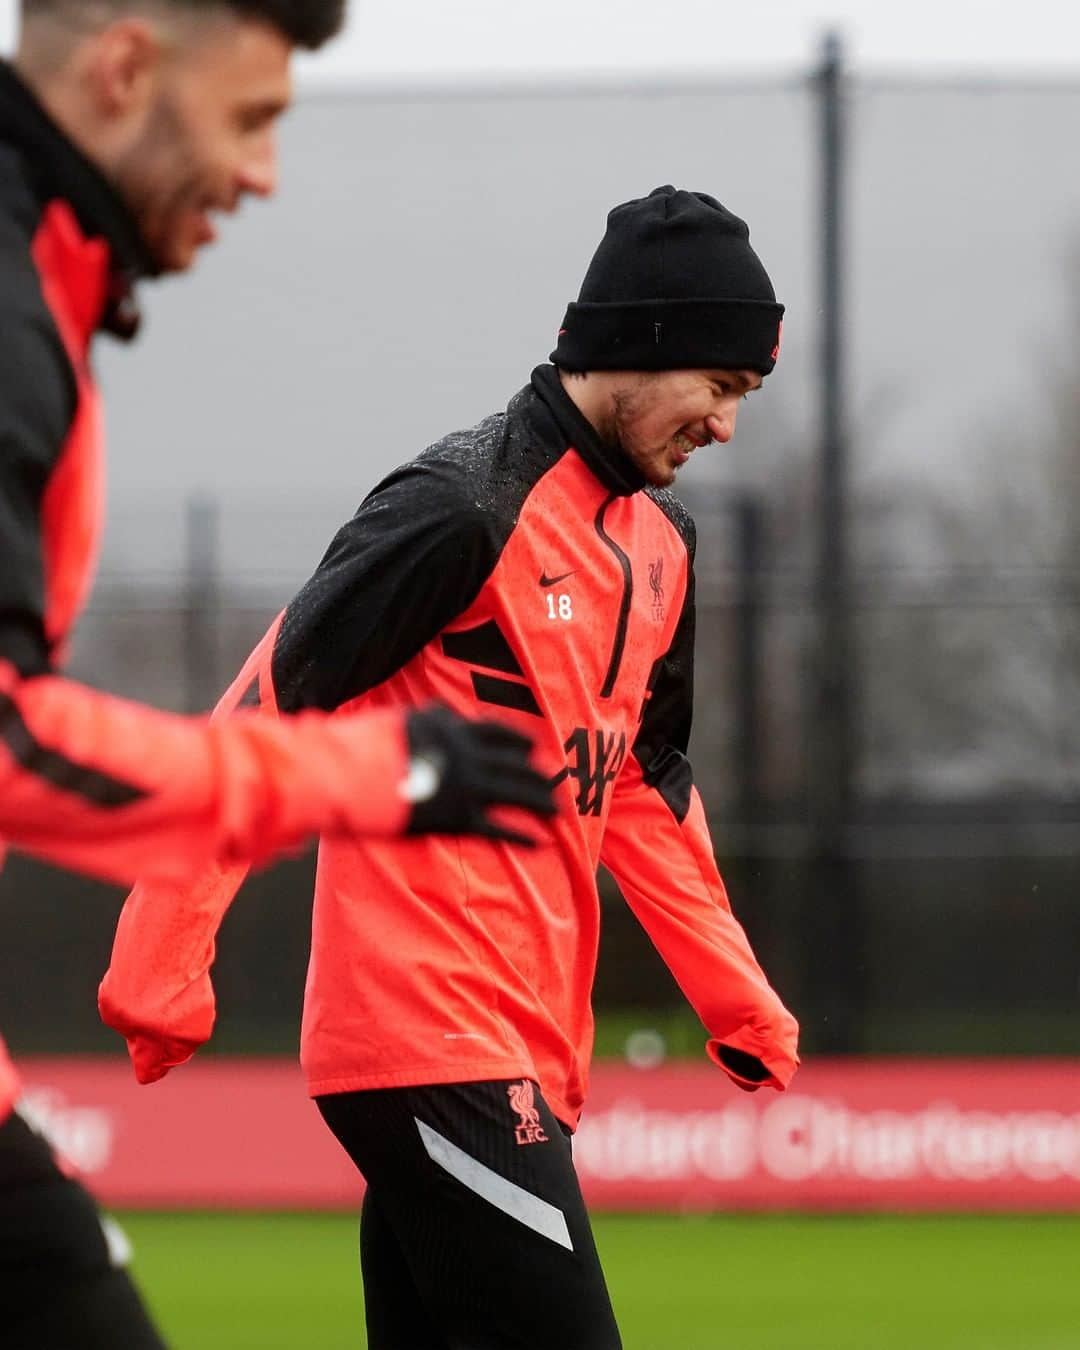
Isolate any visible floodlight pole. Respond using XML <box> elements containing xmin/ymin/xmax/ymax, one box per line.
<box><xmin>815</xmin><ymin>30</ymin><xmax>855</xmax><ymax>847</ymax></box>
<box><xmin>806</xmin><ymin>31</ymin><xmax>865</xmax><ymax>1052</ymax></box>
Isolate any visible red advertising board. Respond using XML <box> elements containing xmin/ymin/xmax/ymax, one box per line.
<box><xmin>16</xmin><ymin>1058</ymin><xmax>362</xmax><ymax>1209</ymax></box>
<box><xmin>577</xmin><ymin>1059</ymin><xmax>1080</xmax><ymax>1211</ymax></box>
<box><xmin>14</xmin><ymin>1057</ymin><xmax>1080</xmax><ymax>1211</ymax></box>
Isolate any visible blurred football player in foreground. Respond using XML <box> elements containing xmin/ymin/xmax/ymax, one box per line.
<box><xmin>0</xmin><ymin>3</ymin><xmax>552</xmax><ymax>1343</ymax></box>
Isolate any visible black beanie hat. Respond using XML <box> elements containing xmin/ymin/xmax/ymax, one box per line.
<box><xmin>551</xmin><ymin>185</ymin><xmax>784</xmax><ymax>376</ymax></box>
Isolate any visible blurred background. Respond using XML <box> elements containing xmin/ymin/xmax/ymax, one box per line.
<box><xmin>2</xmin><ymin>2</ymin><xmax>1079</xmax><ymax>1345</ymax></box>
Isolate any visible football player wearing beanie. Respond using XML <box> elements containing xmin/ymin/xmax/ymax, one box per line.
<box><xmin>553</xmin><ymin>184</ymin><xmax>784</xmax><ymax>487</ymax></box>
<box><xmin>101</xmin><ymin>185</ymin><xmax>798</xmax><ymax>1350</ymax></box>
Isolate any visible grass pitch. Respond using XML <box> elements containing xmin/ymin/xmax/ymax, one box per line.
<box><xmin>120</xmin><ymin>1211</ymin><xmax>1080</xmax><ymax>1349</ymax></box>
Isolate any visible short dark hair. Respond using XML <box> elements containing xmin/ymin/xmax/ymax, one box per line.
<box><xmin>205</xmin><ymin>0</ymin><xmax>346</xmax><ymax>47</ymax></box>
<box><xmin>20</xmin><ymin>0</ymin><xmax>347</xmax><ymax>50</ymax></box>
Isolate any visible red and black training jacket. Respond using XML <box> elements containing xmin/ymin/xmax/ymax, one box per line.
<box><xmin>103</xmin><ymin>366</ymin><xmax>801</xmax><ymax>1125</ymax></box>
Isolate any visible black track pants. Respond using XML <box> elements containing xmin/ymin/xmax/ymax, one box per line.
<box><xmin>317</xmin><ymin>1079</ymin><xmax>622</xmax><ymax>1350</ymax></box>
<box><xmin>0</xmin><ymin>1108</ymin><xmax>166</xmax><ymax>1350</ymax></box>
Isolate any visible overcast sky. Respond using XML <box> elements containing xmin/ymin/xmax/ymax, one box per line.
<box><xmin>2</xmin><ymin>0</ymin><xmax>1080</xmax><ymax>80</ymax></box>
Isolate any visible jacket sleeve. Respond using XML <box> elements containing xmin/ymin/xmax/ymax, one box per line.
<box><xmin>0</xmin><ymin>656</ymin><xmax>412</xmax><ymax>886</ymax></box>
<box><xmin>98</xmin><ymin>626</ymin><xmax>276</xmax><ymax>1082</ymax></box>
<box><xmin>599</xmin><ymin>562</ymin><xmax>800</xmax><ymax>1092</ymax></box>
<box><xmin>0</xmin><ymin>298</ymin><xmax>419</xmax><ymax>886</ymax></box>
<box><xmin>269</xmin><ymin>457</ymin><xmax>500</xmax><ymax>712</ymax></box>
<box><xmin>100</xmin><ymin>465</ymin><xmax>502</xmax><ymax>1081</ymax></box>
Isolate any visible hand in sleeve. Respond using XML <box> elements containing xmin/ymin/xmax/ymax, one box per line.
<box><xmin>602</xmin><ymin>765</ymin><xmax>799</xmax><ymax>1093</ymax></box>
<box><xmin>98</xmin><ymin>859</ymin><xmax>241</xmax><ymax>1084</ymax></box>
<box><xmin>599</xmin><ymin>543</ymin><xmax>798</xmax><ymax>1093</ymax></box>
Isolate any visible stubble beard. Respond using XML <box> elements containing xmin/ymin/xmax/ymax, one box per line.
<box><xmin>113</xmin><ymin>95</ymin><xmax>206</xmax><ymax>273</ymax></box>
<box><xmin>610</xmin><ymin>379</ymin><xmax>678</xmax><ymax>487</ymax></box>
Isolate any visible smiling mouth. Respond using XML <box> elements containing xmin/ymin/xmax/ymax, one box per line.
<box><xmin>671</xmin><ymin>431</ymin><xmax>707</xmax><ymax>463</ymax></box>
<box><xmin>193</xmin><ymin>197</ymin><xmax>238</xmax><ymax>234</ymax></box>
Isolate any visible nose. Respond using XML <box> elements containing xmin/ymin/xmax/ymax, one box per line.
<box><xmin>236</xmin><ymin>132</ymin><xmax>279</xmax><ymax>199</ymax></box>
<box><xmin>705</xmin><ymin>404</ymin><xmax>737</xmax><ymax>444</ymax></box>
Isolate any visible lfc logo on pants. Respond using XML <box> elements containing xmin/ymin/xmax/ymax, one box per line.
<box><xmin>508</xmin><ymin>1079</ymin><xmax>549</xmax><ymax>1146</ymax></box>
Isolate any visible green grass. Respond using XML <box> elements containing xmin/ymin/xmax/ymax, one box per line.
<box><xmin>118</xmin><ymin>1211</ymin><xmax>1080</xmax><ymax>1349</ymax></box>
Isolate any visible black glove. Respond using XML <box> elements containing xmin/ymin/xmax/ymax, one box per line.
<box><xmin>403</xmin><ymin>705</ymin><xmax>556</xmax><ymax>845</ymax></box>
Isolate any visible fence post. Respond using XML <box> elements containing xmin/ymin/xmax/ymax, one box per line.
<box><xmin>734</xmin><ymin>493</ymin><xmax>765</xmax><ymax>842</ymax></box>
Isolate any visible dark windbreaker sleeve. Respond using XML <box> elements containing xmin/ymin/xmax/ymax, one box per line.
<box><xmin>272</xmin><ymin>458</ymin><xmax>501</xmax><ymax>713</ymax></box>
<box><xmin>600</xmin><ymin>538</ymin><xmax>800</xmax><ymax>1093</ymax></box>
<box><xmin>0</xmin><ymin>287</ymin><xmax>74</xmax><ymax>675</ymax></box>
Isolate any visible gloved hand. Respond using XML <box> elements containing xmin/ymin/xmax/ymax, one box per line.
<box><xmin>403</xmin><ymin>706</ymin><xmax>555</xmax><ymax>845</ymax></box>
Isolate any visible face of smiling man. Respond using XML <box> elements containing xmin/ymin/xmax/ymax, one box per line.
<box><xmin>548</xmin><ymin>188</ymin><xmax>782</xmax><ymax>487</ymax></box>
<box><xmin>569</xmin><ymin>366</ymin><xmax>764</xmax><ymax>488</ymax></box>
<box><xmin>110</xmin><ymin>15</ymin><xmax>292</xmax><ymax>272</ymax></box>
<box><xmin>16</xmin><ymin>4</ymin><xmax>298</xmax><ymax>275</ymax></box>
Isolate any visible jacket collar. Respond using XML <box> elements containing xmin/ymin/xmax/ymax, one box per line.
<box><xmin>0</xmin><ymin>61</ymin><xmax>154</xmax><ymax>337</ymax></box>
<box><xmin>528</xmin><ymin>364</ymin><xmax>647</xmax><ymax>498</ymax></box>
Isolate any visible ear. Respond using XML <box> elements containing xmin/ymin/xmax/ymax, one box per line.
<box><xmin>86</xmin><ymin>18</ymin><xmax>163</xmax><ymax>119</ymax></box>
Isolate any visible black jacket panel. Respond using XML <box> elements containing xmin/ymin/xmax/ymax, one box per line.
<box><xmin>0</xmin><ymin>172</ymin><xmax>76</xmax><ymax>675</ymax></box>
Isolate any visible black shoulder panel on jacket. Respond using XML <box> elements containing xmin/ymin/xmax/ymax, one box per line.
<box><xmin>272</xmin><ymin>390</ymin><xmax>566</xmax><ymax>713</ymax></box>
<box><xmin>0</xmin><ymin>168</ymin><xmax>78</xmax><ymax>676</ymax></box>
<box><xmin>644</xmin><ymin>485</ymin><xmax>697</xmax><ymax>560</ymax></box>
